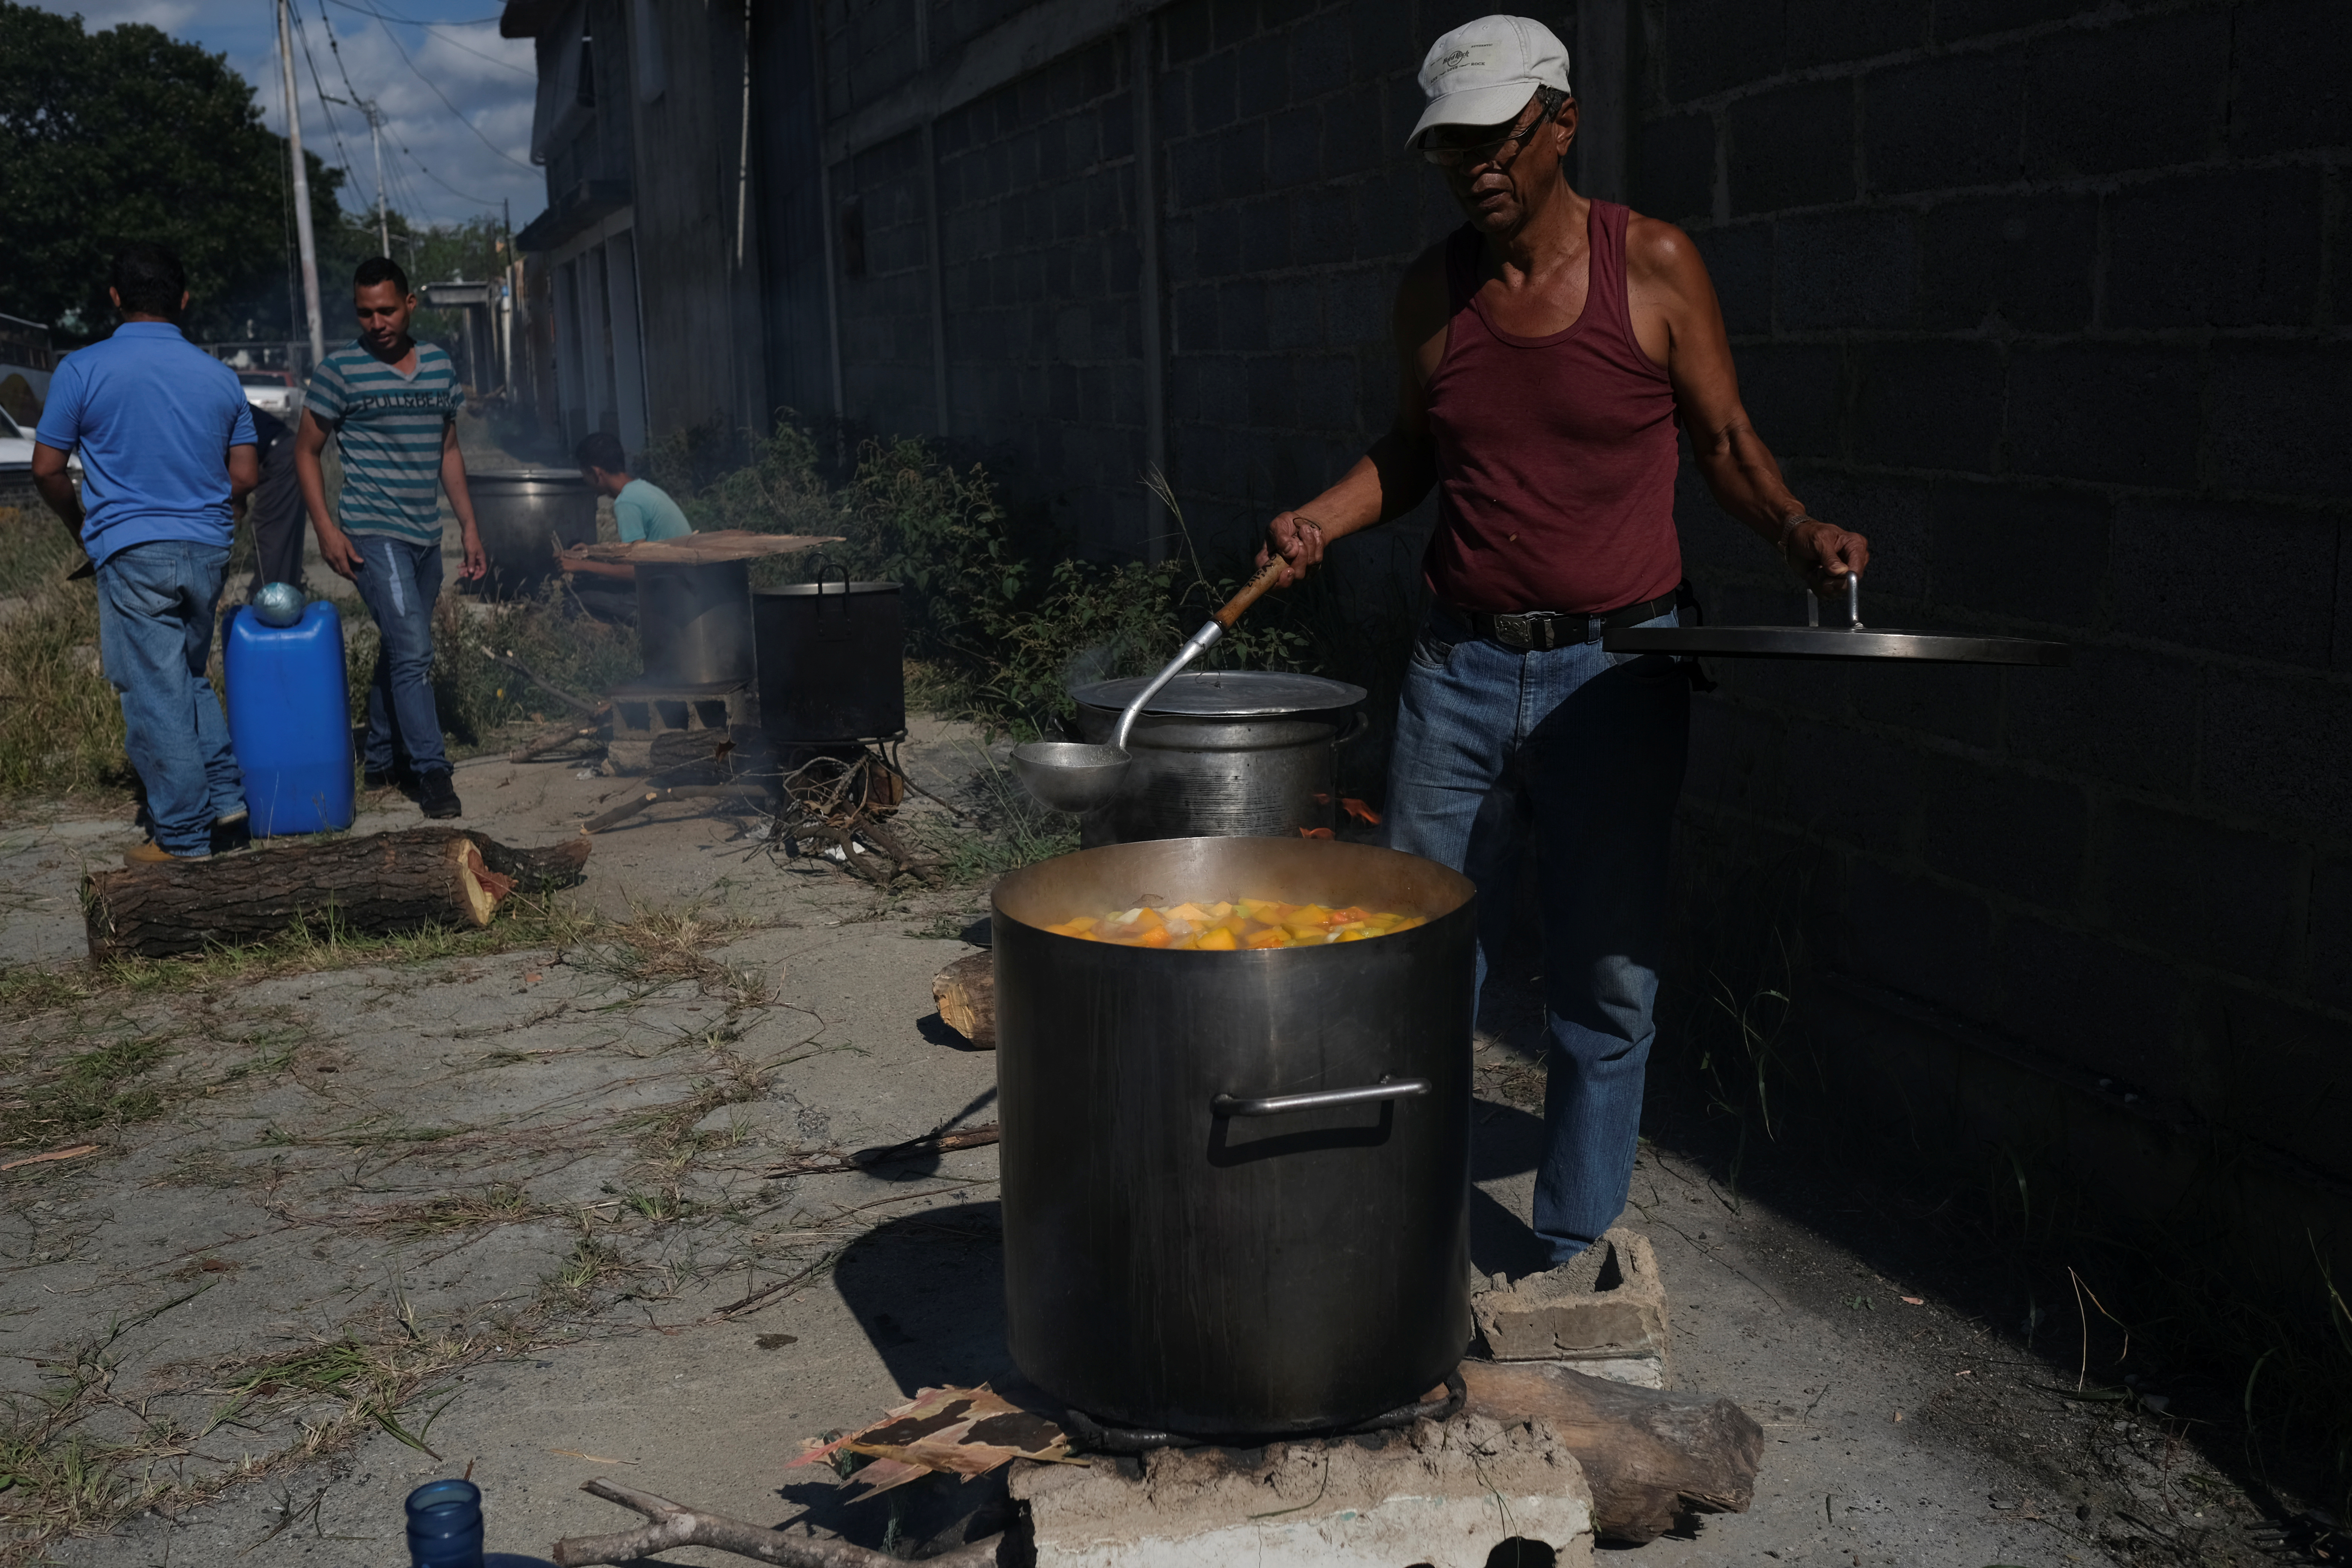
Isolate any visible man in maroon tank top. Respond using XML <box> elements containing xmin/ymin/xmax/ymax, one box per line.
<box><xmin>1256</xmin><ymin>15</ymin><xmax>1871</xmax><ymax>1273</ymax></box>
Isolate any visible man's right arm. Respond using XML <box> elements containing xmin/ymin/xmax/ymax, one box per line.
<box><xmin>30</xmin><ymin>443</ymin><xmax>82</xmax><ymax>544</ymax></box>
<box><xmin>294</xmin><ymin>409</ymin><xmax>363</xmax><ymax>579</ymax></box>
<box><xmin>1258</xmin><ymin>245</ymin><xmax>1448</xmax><ymax>586</ymax></box>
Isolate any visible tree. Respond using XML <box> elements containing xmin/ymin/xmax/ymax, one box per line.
<box><xmin>0</xmin><ymin>2</ymin><xmax>347</xmax><ymax>341</ymax></box>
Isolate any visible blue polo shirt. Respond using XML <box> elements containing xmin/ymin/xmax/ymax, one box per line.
<box><xmin>34</xmin><ymin>322</ymin><xmax>257</xmax><ymax>568</ymax></box>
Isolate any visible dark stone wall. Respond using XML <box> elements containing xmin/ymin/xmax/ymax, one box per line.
<box><xmin>1633</xmin><ymin>0</ymin><xmax>2352</xmax><ymax>1185</ymax></box>
<box><xmin>759</xmin><ymin>0</ymin><xmax>2352</xmax><ymax>1198</ymax></box>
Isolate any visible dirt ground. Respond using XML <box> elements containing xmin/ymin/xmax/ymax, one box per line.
<box><xmin>0</xmin><ymin>721</ymin><xmax>2302</xmax><ymax>1568</ymax></box>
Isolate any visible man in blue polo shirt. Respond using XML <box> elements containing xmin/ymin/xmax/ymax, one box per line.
<box><xmin>32</xmin><ymin>244</ymin><xmax>259</xmax><ymax>864</ymax></box>
<box><xmin>295</xmin><ymin>256</ymin><xmax>485</xmax><ymax>820</ymax></box>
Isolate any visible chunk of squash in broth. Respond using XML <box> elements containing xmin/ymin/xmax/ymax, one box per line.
<box><xmin>1194</xmin><ymin>927</ymin><xmax>1239</xmax><ymax>950</ymax></box>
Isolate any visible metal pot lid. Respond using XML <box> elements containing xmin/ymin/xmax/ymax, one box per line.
<box><xmin>1604</xmin><ymin>577</ymin><xmax>2069</xmax><ymax>666</ymax></box>
<box><xmin>1072</xmin><ymin>670</ymin><xmax>1368</xmax><ymax>717</ymax></box>
<box><xmin>465</xmin><ymin>467</ymin><xmax>588</xmax><ymax>484</ymax></box>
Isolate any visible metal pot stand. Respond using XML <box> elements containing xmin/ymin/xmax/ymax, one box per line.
<box><xmin>1604</xmin><ymin>576</ymin><xmax>2071</xmax><ymax>665</ymax></box>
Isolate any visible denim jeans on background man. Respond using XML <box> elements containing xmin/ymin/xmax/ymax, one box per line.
<box><xmin>1383</xmin><ymin>601</ymin><xmax>1690</xmax><ymax>1267</ymax></box>
<box><xmin>350</xmin><ymin>532</ymin><xmax>449</xmax><ymax>776</ymax></box>
<box><xmin>95</xmin><ymin>541</ymin><xmax>244</xmax><ymax>857</ymax></box>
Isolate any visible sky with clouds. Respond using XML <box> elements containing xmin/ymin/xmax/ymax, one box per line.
<box><xmin>33</xmin><ymin>0</ymin><xmax>546</xmax><ymax>231</ymax></box>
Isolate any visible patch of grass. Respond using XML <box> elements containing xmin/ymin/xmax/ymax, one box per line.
<box><xmin>904</xmin><ymin>742</ymin><xmax>1078</xmax><ymax>884</ymax></box>
<box><xmin>0</xmin><ymin>508</ymin><xmax>126</xmax><ymax>801</ymax></box>
<box><xmin>566</xmin><ymin>905</ymin><xmax>773</xmax><ymax>1005</ymax></box>
<box><xmin>0</xmin><ymin>1035</ymin><xmax>170</xmax><ymax>1152</ymax></box>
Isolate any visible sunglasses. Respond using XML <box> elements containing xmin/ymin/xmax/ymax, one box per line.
<box><xmin>1421</xmin><ymin>101</ymin><xmax>1556</xmax><ymax>167</ymax></box>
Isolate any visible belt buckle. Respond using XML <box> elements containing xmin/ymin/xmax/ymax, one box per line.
<box><xmin>1520</xmin><ymin>611</ymin><xmax>1566</xmax><ymax>652</ymax></box>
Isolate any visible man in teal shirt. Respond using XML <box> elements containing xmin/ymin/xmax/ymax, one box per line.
<box><xmin>575</xmin><ymin>431</ymin><xmax>692</xmax><ymax>541</ymax></box>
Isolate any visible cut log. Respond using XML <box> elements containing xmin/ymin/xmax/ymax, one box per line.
<box><xmin>1460</xmin><ymin>1358</ymin><xmax>1762</xmax><ymax>1544</ymax></box>
<box><xmin>82</xmin><ymin>828</ymin><xmax>591</xmax><ymax>962</ymax></box>
<box><xmin>932</xmin><ymin>950</ymin><xmax>994</xmax><ymax>1049</ymax></box>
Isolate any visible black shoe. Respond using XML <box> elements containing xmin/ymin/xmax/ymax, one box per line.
<box><xmin>210</xmin><ymin>810</ymin><xmax>252</xmax><ymax>855</ymax></box>
<box><xmin>417</xmin><ymin>769</ymin><xmax>462</xmax><ymax>819</ymax></box>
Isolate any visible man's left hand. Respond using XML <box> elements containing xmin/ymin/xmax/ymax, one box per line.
<box><xmin>1788</xmin><ymin>518</ymin><xmax>1869</xmax><ymax>592</ymax></box>
<box><xmin>460</xmin><ymin>529</ymin><xmax>488</xmax><ymax>582</ymax></box>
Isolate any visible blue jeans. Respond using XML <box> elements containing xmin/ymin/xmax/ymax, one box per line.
<box><xmin>96</xmin><ymin>541</ymin><xmax>245</xmax><ymax>856</ymax></box>
<box><xmin>349</xmin><ymin>534</ymin><xmax>449</xmax><ymax>775</ymax></box>
<box><xmin>1385</xmin><ymin>602</ymin><xmax>1689</xmax><ymax>1265</ymax></box>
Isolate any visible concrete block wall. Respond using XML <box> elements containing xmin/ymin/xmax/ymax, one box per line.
<box><xmin>1635</xmin><ymin>0</ymin><xmax>2352</xmax><ymax>1189</ymax></box>
<box><xmin>935</xmin><ymin>36</ymin><xmax>1154</xmax><ymax>550</ymax></box>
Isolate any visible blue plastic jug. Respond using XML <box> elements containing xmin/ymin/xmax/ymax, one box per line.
<box><xmin>224</xmin><ymin>599</ymin><xmax>355</xmax><ymax>835</ymax></box>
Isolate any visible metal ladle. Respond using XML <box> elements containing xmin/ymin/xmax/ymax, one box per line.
<box><xmin>1012</xmin><ymin>558</ymin><xmax>1289</xmax><ymax>813</ymax></box>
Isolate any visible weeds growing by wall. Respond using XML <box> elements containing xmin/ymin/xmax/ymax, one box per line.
<box><xmin>642</xmin><ymin>416</ymin><xmax>1417</xmax><ymax>755</ymax></box>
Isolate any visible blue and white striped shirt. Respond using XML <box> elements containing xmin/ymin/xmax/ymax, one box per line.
<box><xmin>304</xmin><ymin>340</ymin><xmax>464</xmax><ymax>544</ymax></box>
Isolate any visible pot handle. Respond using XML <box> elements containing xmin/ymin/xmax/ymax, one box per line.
<box><xmin>1334</xmin><ymin>710</ymin><xmax>1371</xmax><ymax>746</ymax></box>
<box><xmin>1211</xmin><ymin>1075</ymin><xmax>1429</xmax><ymax>1117</ymax></box>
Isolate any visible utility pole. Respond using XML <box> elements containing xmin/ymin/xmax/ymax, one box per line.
<box><xmin>361</xmin><ymin>100</ymin><xmax>389</xmax><ymax>257</ymax></box>
<box><xmin>277</xmin><ymin>0</ymin><xmax>325</xmax><ymax>369</ymax></box>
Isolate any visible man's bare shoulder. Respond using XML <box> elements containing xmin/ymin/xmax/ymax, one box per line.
<box><xmin>1623</xmin><ymin>212</ymin><xmax>1709</xmax><ymax>291</ymax></box>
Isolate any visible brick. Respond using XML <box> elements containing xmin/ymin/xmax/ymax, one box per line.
<box><xmin>2309</xmin><ymin>858</ymin><xmax>2352</xmax><ymax>1013</ymax></box>
<box><xmin>1928</xmin><ymin>482</ymin><xmax>2107</xmax><ymax>629</ymax></box>
<box><xmin>1793</xmin><ymin>471</ymin><xmax>1932</xmax><ymax>598</ymax></box>
<box><xmin>1322</xmin><ymin>94</ymin><xmax>1384</xmax><ymax>177</ymax></box>
<box><xmin>1917</xmin><ymin>191</ymin><xmax>2096</xmax><ymax>332</ymax></box>
<box><xmin>2023</xmin><ymin>10</ymin><xmax>2230</xmax><ymax>177</ymax></box>
<box><xmin>2234</xmin><ymin>0</ymin><xmax>2352</xmax><ymax>155</ymax></box>
<box><xmin>1237</xmin><ymin>33</ymin><xmax>1287</xmax><ymax>118</ymax></box>
<box><xmin>2105</xmin><ymin>802</ymin><xmax>2300</xmax><ymax>982</ymax></box>
<box><xmin>1660</xmin><ymin>0</ymin><xmax>1784</xmax><ymax>100</ymax></box>
<box><xmin>1862</xmin><ymin>48</ymin><xmax>2026</xmax><ymax>196</ymax></box>
<box><xmin>1850</xmin><ymin>658</ymin><xmax>2003</xmax><ymax>747</ymax></box>
<box><xmin>1475</xmin><ymin>1228</ymin><xmax>1671</xmax><ymax>1383</ymax></box>
<box><xmin>1692</xmin><ymin>222</ymin><xmax>1772</xmax><ymax>335</ymax></box>
<box><xmin>1266</xmin><ymin>103</ymin><xmax>1320</xmax><ymax>186</ymax></box>
<box><xmin>1774</xmin><ymin>207</ymin><xmax>1916</xmax><ymax>330</ymax></box>
<box><xmin>1188</xmin><ymin>50</ymin><xmax>1237</xmax><ymax>133</ymax></box>
<box><xmin>1162</xmin><ymin>0</ymin><xmax>1213</xmax><ymax>65</ymax></box>
<box><xmin>2110</xmin><ymin>498</ymin><xmax>2338</xmax><ymax>666</ymax></box>
<box><xmin>2004</xmin><ymin>345</ymin><xmax>2200</xmax><ymax>488</ymax></box>
<box><xmin>1783</xmin><ymin>719</ymin><xmax>1917</xmax><ymax>859</ymax></box>
<box><xmin>2200</xmin><ymin>667</ymin><xmax>2352</xmax><ymax>835</ymax></box>
<box><xmin>2206</xmin><ymin>344</ymin><xmax>2352</xmax><ymax>500</ymax></box>
<box><xmin>1631</xmin><ymin>113</ymin><xmax>1715</xmax><ymax>225</ymax></box>
<box><xmin>1786</xmin><ymin>0</ymin><xmax>1928</xmax><ymax>67</ymax></box>
<box><xmin>2107</xmin><ymin>167</ymin><xmax>2323</xmax><ymax>329</ymax></box>
<box><xmin>1735</xmin><ymin>342</ymin><xmax>1842</xmax><ymax>462</ymax></box>
<box><xmin>1727</xmin><ymin>80</ymin><xmax>1854</xmax><ymax>215</ymax></box>
<box><xmin>1840</xmin><ymin>861</ymin><xmax>1995</xmax><ymax>1018</ymax></box>
<box><xmin>1994</xmin><ymin>919</ymin><xmax>2185</xmax><ymax>1094</ymax></box>
<box><xmin>1853</xmin><ymin>341</ymin><xmax>2004</xmax><ymax>473</ymax></box>
<box><xmin>1683</xmin><ymin>696</ymin><xmax>1786</xmax><ymax>818</ymax></box>
<box><xmin>1934</xmin><ymin>0</ymin><xmax>2095</xmax><ymax>37</ymax></box>
<box><xmin>2182</xmin><ymin>988</ymin><xmax>2352</xmax><ymax>1182</ymax></box>
<box><xmin>1286</xmin><ymin>8</ymin><xmax>1353</xmax><ymax>99</ymax></box>
<box><xmin>1217</xmin><ymin>276</ymin><xmax>1267</xmax><ymax>349</ymax></box>
<box><xmin>1918</xmin><ymin>757</ymin><xmax>2087</xmax><ymax>908</ymax></box>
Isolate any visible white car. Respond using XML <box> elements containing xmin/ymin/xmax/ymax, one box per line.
<box><xmin>236</xmin><ymin>369</ymin><xmax>302</xmax><ymax>421</ymax></box>
<box><xmin>0</xmin><ymin>403</ymin><xmax>82</xmax><ymax>507</ymax></box>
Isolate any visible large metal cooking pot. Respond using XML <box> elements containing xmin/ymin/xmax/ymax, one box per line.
<box><xmin>1069</xmin><ymin>671</ymin><xmax>1367</xmax><ymax>848</ymax></box>
<box><xmin>637</xmin><ymin>560</ymin><xmax>755</xmax><ymax>686</ymax></box>
<box><xmin>995</xmin><ymin>835</ymin><xmax>1476</xmax><ymax>1436</ymax></box>
<box><xmin>753</xmin><ymin>573</ymin><xmax>905</xmax><ymax>740</ymax></box>
<box><xmin>466</xmin><ymin>469</ymin><xmax>596</xmax><ymax>598</ymax></box>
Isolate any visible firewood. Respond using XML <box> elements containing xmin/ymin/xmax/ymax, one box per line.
<box><xmin>511</xmin><ymin>703</ymin><xmax>612</xmax><ymax>762</ymax></box>
<box><xmin>1460</xmin><ymin>1358</ymin><xmax>1762</xmax><ymax>1543</ymax></box>
<box><xmin>81</xmin><ymin>828</ymin><xmax>590</xmax><ymax>962</ymax></box>
<box><xmin>551</xmin><ymin>1478</ymin><xmax>998</xmax><ymax>1568</ymax></box>
<box><xmin>932</xmin><ymin>950</ymin><xmax>994</xmax><ymax>1048</ymax></box>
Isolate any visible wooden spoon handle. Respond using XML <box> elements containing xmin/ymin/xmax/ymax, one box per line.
<box><xmin>1212</xmin><ymin>557</ymin><xmax>1289</xmax><ymax>629</ymax></box>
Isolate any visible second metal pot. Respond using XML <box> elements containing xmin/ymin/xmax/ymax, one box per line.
<box><xmin>1069</xmin><ymin>671</ymin><xmax>1367</xmax><ymax>847</ymax></box>
<box><xmin>467</xmin><ymin>469</ymin><xmax>596</xmax><ymax>598</ymax></box>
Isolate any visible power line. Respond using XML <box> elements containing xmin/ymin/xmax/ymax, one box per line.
<box><xmin>320</xmin><ymin>0</ymin><xmax>534</xmax><ymax>78</ymax></box>
<box><xmin>357</xmin><ymin>1</ymin><xmax>539</xmax><ymax>172</ymax></box>
<box><xmin>287</xmin><ymin>3</ymin><xmax>364</xmax><ymax>195</ymax></box>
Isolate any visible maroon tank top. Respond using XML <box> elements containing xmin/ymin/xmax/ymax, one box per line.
<box><xmin>1422</xmin><ymin>200</ymin><xmax>1683</xmax><ymax>615</ymax></box>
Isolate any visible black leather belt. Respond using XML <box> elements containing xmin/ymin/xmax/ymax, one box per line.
<box><xmin>1457</xmin><ymin>592</ymin><xmax>1678</xmax><ymax>652</ymax></box>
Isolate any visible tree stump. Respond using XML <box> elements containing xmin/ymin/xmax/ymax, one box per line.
<box><xmin>82</xmin><ymin>828</ymin><xmax>591</xmax><ymax>962</ymax></box>
<box><xmin>1460</xmin><ymin>1358</ymin><xmax>1763</xmax><ymax>1543</ymax></box>
<box><xmin>932</xmin><ymin>950</ymin><xmax>994</xmax><ymax>1048</ymax></box>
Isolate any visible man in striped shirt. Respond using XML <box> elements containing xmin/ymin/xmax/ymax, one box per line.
<box><xmin>294</xmin><ymin>256</ymin><xmax>485</xmax><ymax>819</ymax></box>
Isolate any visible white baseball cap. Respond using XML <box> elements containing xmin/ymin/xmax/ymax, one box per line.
<box><xmin>1407</xmin><ymin>16</ymin><xmax>1572</xmax><ymax>150</ymax></box>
